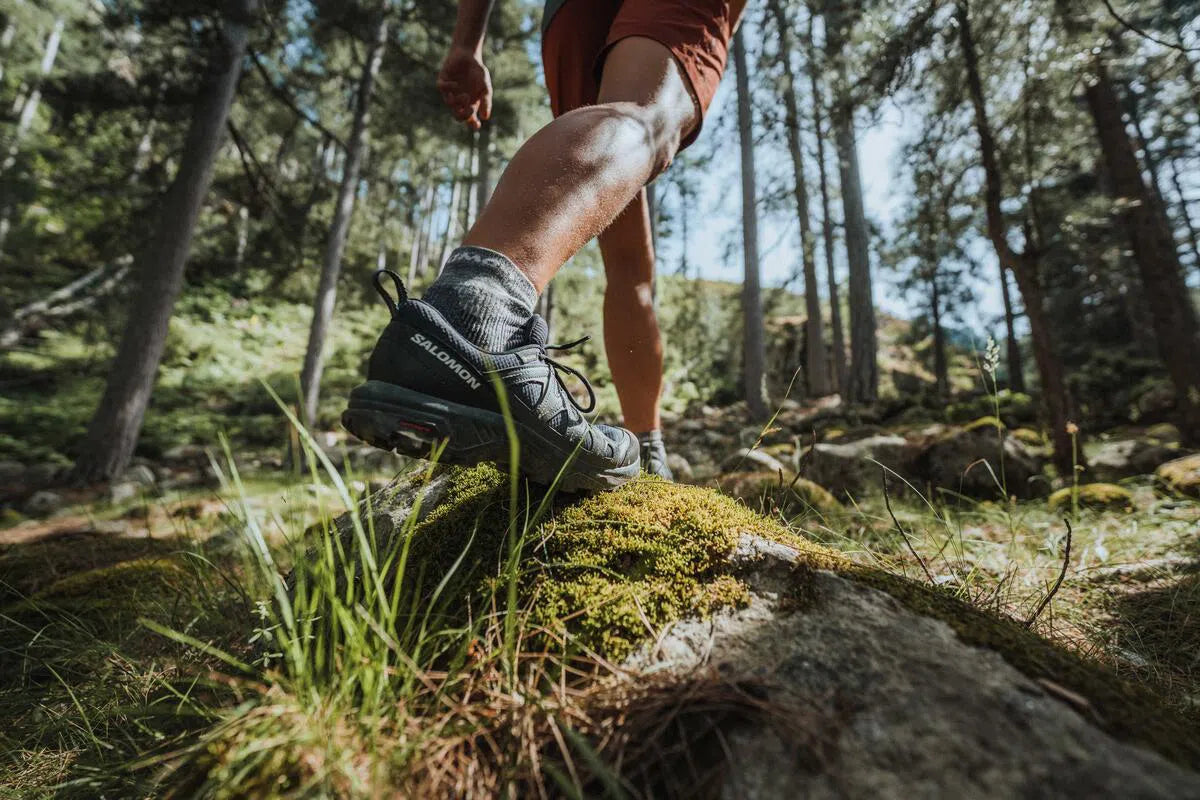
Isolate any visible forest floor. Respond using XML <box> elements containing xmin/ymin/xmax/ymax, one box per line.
<box><xmin>2</xmin><ymin>306</ymin><xmax>1198</xmax><ymax>794</ymax></box>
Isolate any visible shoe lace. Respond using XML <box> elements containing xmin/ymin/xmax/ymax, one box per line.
<box><xmin>542</xmin><ymin>335</ymin><xmax>596</xmax><ymax>414</ymax></box>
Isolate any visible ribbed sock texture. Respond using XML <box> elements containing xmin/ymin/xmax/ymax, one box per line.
<box><xmin>422</xmin><ymin>246</ymin><xmax>538</xmax><ymax>351</ymax></box>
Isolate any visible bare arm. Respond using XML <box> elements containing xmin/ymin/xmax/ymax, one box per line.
<box><xmin>439</xmin><ymin>0</ymin><xmax>496</xmax><ymax>129</ymax></box>
<box><xmin>449</xmin><ymin>0</ymin><xmax>493</xmax><ymax>55</ymax></box>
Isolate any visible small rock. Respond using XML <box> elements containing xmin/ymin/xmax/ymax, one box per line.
<box><xmin>121</xmin><ymin>464</ymin><xmax>158</xmax><ymax>487</ymax></box>
<box><xmin>666</xmin><ymin>453</ymin><xmax>694</xmax><ymax>482</ymax></box>
<box><xmin>26</xmin><ymin>462</ymin><xmax>64</xmax><ymax>488</ymax></box>
<box><xmin>23</xmin><ymin>490</ymin><xmax>64</xmax><ymax>517</ymax></box>
<box><xmin>109</xmin><ymin>481</ymin><xmax>141</xmax><ymax>505</ymax></box>
<box><xmin>1157</xmin><ymin>454</ymin><xmax>1200</xmax><ymax>498</ymax></box>
<box><xmin>0</xmin><ymin>460</ymin><xmax>24</xmax><ymax>487</ymax></box>
<box><xmin>720</xmin><ymin>448</ymin><xmax>788</xmax><ymax>475</ymax></box>
<box><xmin>1088</xmin><ymin>439</ymin><xmax>1181</xmax><ymax>482</ymax></box>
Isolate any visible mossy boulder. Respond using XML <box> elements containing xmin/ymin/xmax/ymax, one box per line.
<box><xmin>1048</xmin><ymin>483</ymin><xmax>1134</xmax><ymax>513</ymax></box>
<box><xmin>797</xmin><ymin>435</ymin><xmax>912</xmax><ymax>499</ymax></box>
<box><xmin>1011</xmin><ymin>427</ymin><xmax>1045</xmax><ymax>447</ymax></box>
<box><xmin>1157</xmin><ymin>454</ymin><xmax>1200</xmax><ymax>498</ymax></box>
<box><xmin>1087</xmin><ymin>439</ymin><xmax>1182</xmax><ymax>482</ymax></box>
<box><xmin>716</xmin><ymin>470</ymin><xmax>842</xmax><ymax>518</ymax></box>
<box><xmin>910</xmin><ymin>424</ymin><xmax>1045</xmax><ymax>500</ymax></box>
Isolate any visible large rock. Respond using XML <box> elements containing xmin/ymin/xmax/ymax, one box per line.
<box><xmin>628</xmin><ymin>534</ymin><xmax>1200</xmax><ymax>798</ymax></box>
<box><xmin>798</xmin><ymin>435</ymin><xmax>912</xmax><ymax>498</ymax></box>
<box><xmin>1088</xmin><ymin>439</ymin><xmax>1183</xmax><ymax>482</ymax></box>
<box><xmin>911</xmin><ymin>423</ymin><xmax>1044</xmax><ymax>500</ymax></box>
<box><xmin>313</xmin><ymin>467</ymin><xmax>1199</xmax><ymax>797</ymax></box>
<box><xmin>719</xmin><ymin>447</ymin><xmax>789</xmax><ymax>475</ymax></box>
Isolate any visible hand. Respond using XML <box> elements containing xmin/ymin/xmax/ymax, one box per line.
<box><xmin>437</xmin><ymin>46</ymin><xmax>492</xmax><ymax>130</ymax></box>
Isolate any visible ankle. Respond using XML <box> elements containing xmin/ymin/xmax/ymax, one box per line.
<box><xmin>422</xmin><ymin>247</ymin><xmax>537</xmax><ymax>351</ymax></box>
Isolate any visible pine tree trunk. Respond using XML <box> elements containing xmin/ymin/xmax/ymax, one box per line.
<box><xmin>1081</xmin><ymin>59</ymin><xmax>1200</xmax><ymax>443</ymax></box>
<box><xmin>1166</xmin><ymin>153</ymin><xmax>1200</xmax><ymax>270</ymax></box>
<box><xmin>0</xmin><ymin>15</ymin><xmax>64</xmax><ymax>253</ymax></box>
<box><xmin>299</xmin><ymin>9</ymin><xmax>389</xmax><ymax>427</ymax></box>
<box><xmin>928</xmin><ymin>266</ymin><xmax>948</xmax><ymax>400</ymax></box>
<box><xmin>823</xmin><ymin>0</ymin><xmax>877</xmax><ymax>404</ymax></box>
<box><xmin>768</xmin><ymin>0</ymin><xmax>829</xmax><ymax>397</ymax></box>
<box><xmin>475</xmin><ymin>120</ymin><xmax>492</xmax><ymax>217</ymax></box>
<box><xmin>997</xmin><ymin>263</ymin><xmax>1026</xmax><ymax>393</ymax></box>
<box><xmin>956</xmin><ymin>0</ymin><xmax>1077</xmax><ymax>474</ymax></box>
<box><xmin>436</xmin><ymin>149</ymin><xmax>467</xmax><ymax>272</ymax></box>
<box><xmin>805</xmin><ymin>7</ymin><xmax>847</xmax><ymax>395</ymax></box>
<box><xmin>734</xmin><ymin>29</ymin><xmax>770</xmax><ymax>420</ymax></box>
<box><xmin>409</xmin><ymin>180</ymin><xmax>436</xmax><ymax>285</ymax></box>
<box><xmin>71</xmin><ymin>1</ymin><xmax>258</xmax><ymax>483</ymax></box>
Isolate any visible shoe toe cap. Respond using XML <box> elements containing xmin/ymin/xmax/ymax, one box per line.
<box><xmin>596</xmin><ymin>424</ymin><xmax>640</xmax><ymax>466</ymax></box>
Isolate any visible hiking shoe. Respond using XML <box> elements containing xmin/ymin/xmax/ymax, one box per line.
<box><xmin>342</xmin><ymin>270</ymin><xmax>640</xmax><ymax>492</ymax></box>
<box><xmin>639</xmin><ymin>431</ymin><xmax>674</xmax><ymax>481</ymax></box>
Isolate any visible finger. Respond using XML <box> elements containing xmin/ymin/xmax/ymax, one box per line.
<box><xmin>481</xmin><ymin>90</ymin><xmax>492</xmax><ymax>122</ymax></box>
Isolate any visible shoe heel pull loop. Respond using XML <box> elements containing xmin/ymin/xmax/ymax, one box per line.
<box><xmin>373</xmin><ymin>269</ymin><xmax>407</xmax><ymax>317</ymax></box>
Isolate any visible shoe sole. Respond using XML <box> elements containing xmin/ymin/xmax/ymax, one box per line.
<box><xmin>341</xmin><ymin>380</ymin><xmax>639</xmax><ymax>493</ymax></box>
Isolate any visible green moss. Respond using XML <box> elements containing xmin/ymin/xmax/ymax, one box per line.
<box><xmin>1157</xmin><ymin>454</ymin><xmax>1200</xmax><ymax>498</ymax></box>
<box><xmin>716</xmin><ymin>471</ymin><xmax>842</xmax><ymax>518</ymax></box>
<box><xmin>1047</xmin><ymin>483</ymin><xmax>1134</xmax><ymax>512</ymax></box>
<box><xmin>961</xmin><ymin>415</ymin><xmax>1005</xmax><ymax>433</ymax></box>
<box><xmin>1011</xmin><ymin>427</ymin><xmax>1044</xmax><ymax>447</ymax></box>
<box><xmin>1145</xmin><ymin>422</ymin><xmax>1182</xmax><ymax>443</ymax></box>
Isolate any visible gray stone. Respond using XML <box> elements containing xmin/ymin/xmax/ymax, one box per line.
<box><xmin>720</xmin><ymin>448</ymin><xmax>788</xmax><ymax>475</ymax></box>
<box><xmin>666</xmin><ymin>452</ymin><xmax>694</xmax><ymax>482</ymax></box>
<box><xmin>798</xmin><ymin>435</ymin><xmax>911</xmax><ymax>498</ymax></box>
<box><xmin>121</xmin><ymin>464</ymin><xmax>158</xmax><ymax>487</ymax></box>
<box><xmin>23</xmin><ymin>490</ymin><xmax>64</xmax><ymax>517</ymax></box>
<box><xmin>912</xmin><ymin>426</ymin><xmax>1044</xmax><ymax>500</ymax></box>
<box><xmin>0</xmin><ymin>460</ymin><xmax>24</xmax><ymax>487</ymax></box>
<box><xmin>1088</xmin><ymin>439</ymin><xmax>1183</xmax><ymax>482</ymax></box>
<box><xmin>108</xmin><ymin>481</ymin><xmax>140</xmax><ymax>505</ymax></box>
<box><xmin>626</xmin><ymin>534</ymin><xmax>1200</xmax><ymax>799</ymax></box>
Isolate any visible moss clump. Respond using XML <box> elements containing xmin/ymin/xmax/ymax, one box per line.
<box><xmin>1156</xmin><ymin>454</ymin><xmax>1200</xmax><ymax>498</ymax></box>
<box><xmin>716</xmin><ymin>471</ymin><xmax>842</xmax><ymax>518</ymax></box>
<box><xmin>1047</xmin><ymin>483</ymin><xmax>1133</xmax><ymax>512</ymax></box>
<box><xmin>961</xmin><ymin>415</ymin><xmax>1005</xmax><ymax>433</ymax></box>
<box><xmin>1145</xmin><ymin>422</ymin><xmax>1182</xmax><ymax>443</ymax></box>
<box><xmin>528</xmin><ymin>480</ymin><xmax>782</xmax><ymax>658</ymax></box>
<box><xmin>1011</xmin><ymin>427</ymin><xmax>1044</xmax><ymax>447</ymax></box>
<box><xmin>372</xmin><ymin>466</ymin><xmax>798</xmax><ymax>661</ymax></box>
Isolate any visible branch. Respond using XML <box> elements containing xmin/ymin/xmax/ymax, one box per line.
<box><xmin>0</xmin><ymin>259</ymin><xmax>133</xmax><ymax>348</ymax></box>
<box><xmin>1099</xmin><ymin>0</ymin><xmax>1200</xmax><ymax>54</ymax></box>
<box><xmin>247</xmin><ymin>48</ymin><xmax>348</xmax><ymax>151</ymax></box>
<box><xmin>1024</xmin><ymin>518</ymin><xmax>1073</xmax><ymax>627</ymax></box>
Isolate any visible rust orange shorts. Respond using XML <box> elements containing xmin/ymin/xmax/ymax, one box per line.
<box><xmin>541</xmin><ymin>0</ymin><xmax>733</xmax><ymax>149</ymax></box>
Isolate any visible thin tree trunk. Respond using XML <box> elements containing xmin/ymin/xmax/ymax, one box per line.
<box><xmin>997</xmin><ymin>263</ymin><xmax>1025</xmax><ymax>393</ymax></box>
<box><xmin>1166</xmin><ymin>153</ymin><xmax>1200</xmax><ymax>270</ymax></box>
<box><xmin>805</xmin><ymin>7</ymin><xmax>847</xmax><ymax>395</ymax></box>
<box><xmin>475</xmin><ymin>120</ymin><xmax>492</xmax><ymax>215</ymax></box>
<box><xmin>436</xmin><ymin>149</ymin><xmax>467</xmax><ymax>272</ymax></box>
<box><xmin>956</xmin><ymin>0</ymin><xmax>1076</xmax><ymax>474</ymax></box>
<box><xmin>409</xmin><ymin>180</ymin><xmax>435</xmax><ymax>284</ymax></box>
<box><xmin>1081</xmin><ymin>58</ymin><xmax>1200</xmax><ymax>443</ymax></box>
<box><xmin>0</xmin><ymin>15</ymin><xmax>64</xmax><ymax>253</ymax></box>
<box><xmin>299</xmin><ymin>9</ymin><xmax>389</xmax><ymax>427</ymax></box>
<box><xmin>768</xmin><ymin>0</ymin><xmax>829</xmax><ymax>397</ymax></box>
<box><xmin>72</xmin><ymin>1</ymin><xmax>258</xmax><ymax>483</ymax></box>
<box><xmin>823</xmin><ymin>0</ymin><xmax>877</xmax><ymax>404</ymax></box>
<box><xmin>733</xmin><ymin>29</ymin><xmax>769</xmax><ymax>420</ymax></box>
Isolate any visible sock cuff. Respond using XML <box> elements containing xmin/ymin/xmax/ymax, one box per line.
<box><xmin>442</xmin><ymin>246</ymin><xmax>538</xmax><ymax>311</ymax></box>
<box><xmin>636</xmin><ymin>430</ymin><xmax>664</xmax><ymax>444</ymax></box>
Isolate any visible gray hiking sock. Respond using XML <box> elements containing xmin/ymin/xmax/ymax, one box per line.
<box><xmin>422</xmin><ymin>246</ymin><xmax>538</xmax><ymax>352</ymax></box>
<box><xmin>637</xmin><ymin>430</ymin><xmax>674</xmax><ymax>481</ymax></box>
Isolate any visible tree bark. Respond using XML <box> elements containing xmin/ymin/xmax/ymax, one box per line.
<box><xmin>734</xmin><ymin>29</ymin><xmax>770</xmax><ymax>420</ymax></box>
<box><xmin>299</xmin><ymin>8</ymin><xmax>389</xmax><ymax>427</ymax></box>
<box><xmin>435</xmin><ymin>148</ymin><xmax>467</xmax><ymax>272</ymax></box>
<box><xmin>768</xmin><ymin>0</ymin><xmax>829</xmax><ymax>398</ymax></box>
<box><xmin>1081</xmin><ymin>59</ymin><xmax>1200</xmax><ymax>443</ymax></box>
<box><xmin>956</xmin><ymin>0</ymin><xmax>1077</xmax><ymax>474</ymax></box>
<box><xmin>805</xmin><ymin>6</ymin><xmax>847</xmax><ymax>395</ymax></box>
<box><xmin>997</xmin><ymin>262</ymin><xmax>1026</xmax><ymax>393</ymax></box>
<box><xmin>0</xmin><ymin>15</ymin><xmax>64</xmax><ymax>253</ymax></box>
<box><xmin>823</xmin><ymin>0</ymin><xmax>877</xmax><ymax>404</ymax></box>
<box><xmin>475</xmin><ymin>120</ymin><xmax>492</xmax><ymax>218</ymax></box>
<box><xmin>71</xmin><ymin>2</ymin><xmax>258</xmax><ymax>483</ymax></box>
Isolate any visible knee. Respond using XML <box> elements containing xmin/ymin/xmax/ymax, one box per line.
<box><xmin>606</xmin><ymin>105</ymin><xmax>682</xmax><ymax>178</ymax></box>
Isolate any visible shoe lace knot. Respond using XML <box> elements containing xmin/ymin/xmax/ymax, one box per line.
<box><xmin>542</xmin><ymin>335</ymin><xmax>596</xmax><ymax>414</ymax></box>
